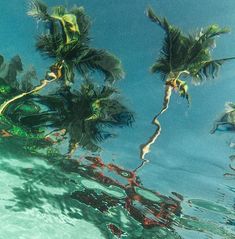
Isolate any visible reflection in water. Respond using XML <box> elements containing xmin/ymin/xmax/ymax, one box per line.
<box><xmin>211</xmin><ymin>102</ymin><xmax>235</xmax><ymax>178</ymax></box>
<box><xmin>0</xmin><ymin>1</ymin><xmax>234</xmax><ymax>238</ymax></box>
<box><xmin>140</xmin><ymin>7</ymin><xmax>235</xmax><ymax>162</ymax></box>
<box><xmin>211</xmin><ymin>102</ymin><xmax>235</xmax><ymax>134</ymax></box>
<box><xmin>224</xmin><ymin>154</ymin><xmax>235</xmax><ymax>178</ymax></box>
<box><xmin>0</xmin><ymin>142</ymin><xmax>234</xmax><ymax>238</ymax></box>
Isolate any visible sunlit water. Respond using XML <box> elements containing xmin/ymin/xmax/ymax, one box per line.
<box><xmin>0</xmin><ymin>0</ymin><xmax>235</xmax><ymax>238</ymax></box>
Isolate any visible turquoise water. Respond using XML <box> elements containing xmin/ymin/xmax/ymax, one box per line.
<box><xmin>0</xmin><ymin>0</ymin><xmax>235</xmax><ymax>238</ymax></box>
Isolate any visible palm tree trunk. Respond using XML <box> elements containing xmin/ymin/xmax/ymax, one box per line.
<box><xmin>139</xmin><ymin>116</ymin><xmax>161</xmax><ymax>161</ymax></box>
<box><xmin>139</xmin><ymin>84</ymin><xmax>173</xmax><ymax>161</ymax></box>
<box><xmin>156</xmin><ymin>84</ymin><xmax>173</xmax><ymax>118</ymax></box>
<box><xmin>0</xmin><ymin>78</ymin><xmax>57</xmax><ymax>115</ymax></box>
<box><xmin>0</xmin><ymin>61</ymin><xmax>64</xmax><ymax>115</ymax></box>
<box><xmin>139</xmin><ymin>71</ymin><xmax>189</xmax><ymax>162</ymax></box>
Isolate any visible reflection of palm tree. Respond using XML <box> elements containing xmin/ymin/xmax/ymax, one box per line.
<box><xmin>140</xmin><ymin>7</ymin><xmax>235</xmax><ymax>160</ymax></box>
<box><xmin>28</xmin><ymin>0</ymin><xmax>124</xmax><ymax>86</ymax></box>
<box><xmin>211</xmin><ymin>102</ymin><xmax>235</xmax><ymax>134</ymax></box>
<box><xmin>19</xmin><ymin>81</ymin><xmax>134</xmax><ymax>156</ymax></box>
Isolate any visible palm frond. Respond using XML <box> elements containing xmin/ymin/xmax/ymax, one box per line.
<box><xmin>146</xmin><ymin>7</ymin><xmax>169</xmax><ymax>31</ymax></box>
<box><xmin>99</xmin><ymin>85</ymin><xmax>118</xmax><ymax>98</ymax></box>
<box><xmin>192</xmin><ymin>57</ymin><xmax>235</xmax><ymax>83</ymax></box>
<box><xmin>30</xmin><ymin>1</ymin><xmax>122</xmax><ymax>85</ymax></box>
<box><xmin>51</xmin><ymin>6</ymin><xmax>66</xmax><ymax>17</ymax></box>
<box><xmin>147</xmin><ymin>8</ymin><xmax>188</xmax><ymax>75</ymax></box>
<box><xmin>51</xmin><ymin>7</ymin><xmax>80</xmax><ymax>44</ymax></box>
<box><xmin>36</xmin><ymin>34</ymin><xmax>63</xmax><ymax>58</ymax></box>
<box><xmin>35</xmin><ymin>94</ymin><xmax>68</xmax><ymax>114</ymax></box>
<box><xmin>27</xmin><ymin>0</ymin><xmax>49</xmax><ymax>21</ymax></box>
<box><xmin>77</xmin><ymin>49</ymin><xmax>125</xmax><ymax>83</ymax></box>
<box><xmin>184</xmin><ymin>26</ymin><xmax>230</xmax><ymax>69</ymax></box>
<box><xmin>6</xmin><ymin>71</ymin><xmax>132</xmax><ymax>154</ymax></box>
<box><xmin>62</xmin><ymin>62</ymin><xmax>75</xmax><ymax>85</ymax></box>
<box><xmin>58</xmin><ymin>40</ymin><xmax>87</xmax><ymax>60</ymax></box>
<box><xmin>150</xmin><ymin>59</ymin><xmax>170</xmax><ymax>79</ymax></box>
<box><xmin>198</xmin><ymin>24</ymin><xmax>229</xmax><ymax>42</ymax></box>
<box><xmin>70</xmin><ymin>6</ymin><xmax>91</xmax><ymax>43</ymax></box>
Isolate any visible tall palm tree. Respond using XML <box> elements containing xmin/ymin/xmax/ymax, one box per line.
<box><xmin>17</xmin><ymin>81</ymin><xmax>134</xmax><ymax>156</ymax></box>
<box><xmin>28</xmin><ymin>0</ymin><xmax>124</xmax><ymax>86</ymax></box>
<box><xmin>140</xmin><ymin>7</ymin><xmax>235</xmax><ymax>160</ymax></box>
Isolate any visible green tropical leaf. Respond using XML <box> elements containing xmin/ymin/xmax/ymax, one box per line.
<box><xmin>193</xmin><ymin>57</ymin><xmax>235</xmax><ymax>83</ymax></box>
<box><xmin>70</xmin><ymin>6</ymin><xmax>90</xmax><ymax>42</ymax></box>
<box><xmin>51</xmin><ymin>6</ymin><xmax>66</xmax><ymax>17</ymax></box>
<box><xmin>30</xmin><ymin>1</ymin><xmax>122</xmax><ymax>85</ymax></box>
<box><xmin>147</xmin><ymin>7</ymin><xmax>234</xmax><ymax>82</ymax></box>
<box><xmin>14</xmin><ymin>81</ymin><xmax>134</xmax><ymax>154</ymax></box>
<box><xmin>36</xmin><ymin>34</ymin><xmax>63</xmax><ymax>58</ymax></box>
<box><xmin>77</xmin><ymin>49</ymin><xmax>125</xmax><ymax>83</ymax></box>
<box><xmin>51</xmin><ymin>10</ymin><xmax>80</xmax><ymax>44</ymax></box>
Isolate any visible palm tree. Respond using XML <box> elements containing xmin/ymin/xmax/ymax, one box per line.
<box><xmin>28</xmin><ymin>0</ymin><xmax>124</xmax><ymax>86</ymax></box>
<box><xmin>140</xmin><ymin>7</ymin><xmax>235</xmax><ymax>160</ymax></box>
<box><xmin>18</xmin><ymin>81</ymin><xmax>134</xmax><ymax>156</ymax></box>
<box><xmin>0</xmin><ymin>0</ymin><xmax>124</xmax><ymax>117</ymax></box>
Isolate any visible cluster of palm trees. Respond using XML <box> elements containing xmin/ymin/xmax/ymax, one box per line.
<box><xmin>0</xmin><ymin>0</ymin><xmax>134</xmax><ymax>157</ymax></box>
<box><xmin>0</xmin><ymin>1</ymin><xmax>234</xmax><ymax>161</ymax></box>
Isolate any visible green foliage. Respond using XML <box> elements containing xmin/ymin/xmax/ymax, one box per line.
<box><xmin>0</xmin><ymin>1</ymin><xmax>132</xmax><ymax>157</ymax></box>
<box><xmin>29</xmin><ymin>0</ymin><xmax>124</xmax><ymax>85</ymax></box>
<box><xmin>147</xmin><ymin>7</ymin><xmax>234</xmax><ymax>84</ymax></box>
<box><xmin>18</xmin><ymin>81</ymin><xmax>134</xmax><ymax>152</ymax></box>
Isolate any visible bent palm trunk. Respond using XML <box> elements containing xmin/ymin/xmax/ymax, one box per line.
<box><xmin>0</xmin><ymin>64</ymin><xmax>62</xmax><ymax>115</ymax></box>
<box><xmin>139</xmin><ymin>83</ymin><xmax>172</xmax><ymax>161</ymax></box>
<box><xmin>156</xmin><ymin>84</ymin><xmax>173</xmax><ymax>118</ymax></box>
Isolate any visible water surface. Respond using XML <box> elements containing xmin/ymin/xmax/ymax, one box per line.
<box><xmin>0</xmin><ymin>0</ymin><xmax>235</xmax><ymax>238</ymax></box>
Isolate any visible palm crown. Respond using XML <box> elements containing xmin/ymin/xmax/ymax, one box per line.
<box><xmin>148</xmin><ymin>7</ymin><xmax>234</xmax><ymax>86</ymax></box>
<box><xmin>28</xmin><ymin>0</ymin><xmax>124</xmax><ymax>86</ymax></box>
<box><xmin>140</xmin><ymin>7</ymin><xmax>235</xmax><ymax>161</ymax></box>
<box><xmin>16</xmin><ymin>81</ymin><xmax>134</xmax><ymax>155</ymax></box>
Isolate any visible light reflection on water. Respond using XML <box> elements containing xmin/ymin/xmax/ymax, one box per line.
<box><xmin>0</xmin><ymin>142</ymin><xmax>234</xmax><ymax>239</ymax></box>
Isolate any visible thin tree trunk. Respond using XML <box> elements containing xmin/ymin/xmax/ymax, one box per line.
<box><xmin>0</xmin><ymin>61</ymin><xmax>63</xmax><ymax>115</ymax></box>
<box><xmin>139</xmin><ymin>71</ymin><xmax>189</xmax><ymax>162</ymax></box>
<box><xmin>0</xmin><ymin>79</ymin><xmax>58</xmax><ymax>115</ymax></box>
<box><xmin>139</xmin><ymin>84</ymin><xmax>173</xmax><ymax>161</ymax></box>
<box><xmin>139</xmin><ymin>116</ymin><xmax>161</xmax><ymax>161</ymax></box>
<box><xmin>156</xmin><ymin>84</ymin><xmax>173</xmax><ymax>118</ymax></box>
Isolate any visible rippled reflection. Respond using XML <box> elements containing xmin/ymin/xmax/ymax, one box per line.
<box><xmin>0</xmin><ymin>140</ymin><xmax>234</xmax><ymax>238</ymax></box>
